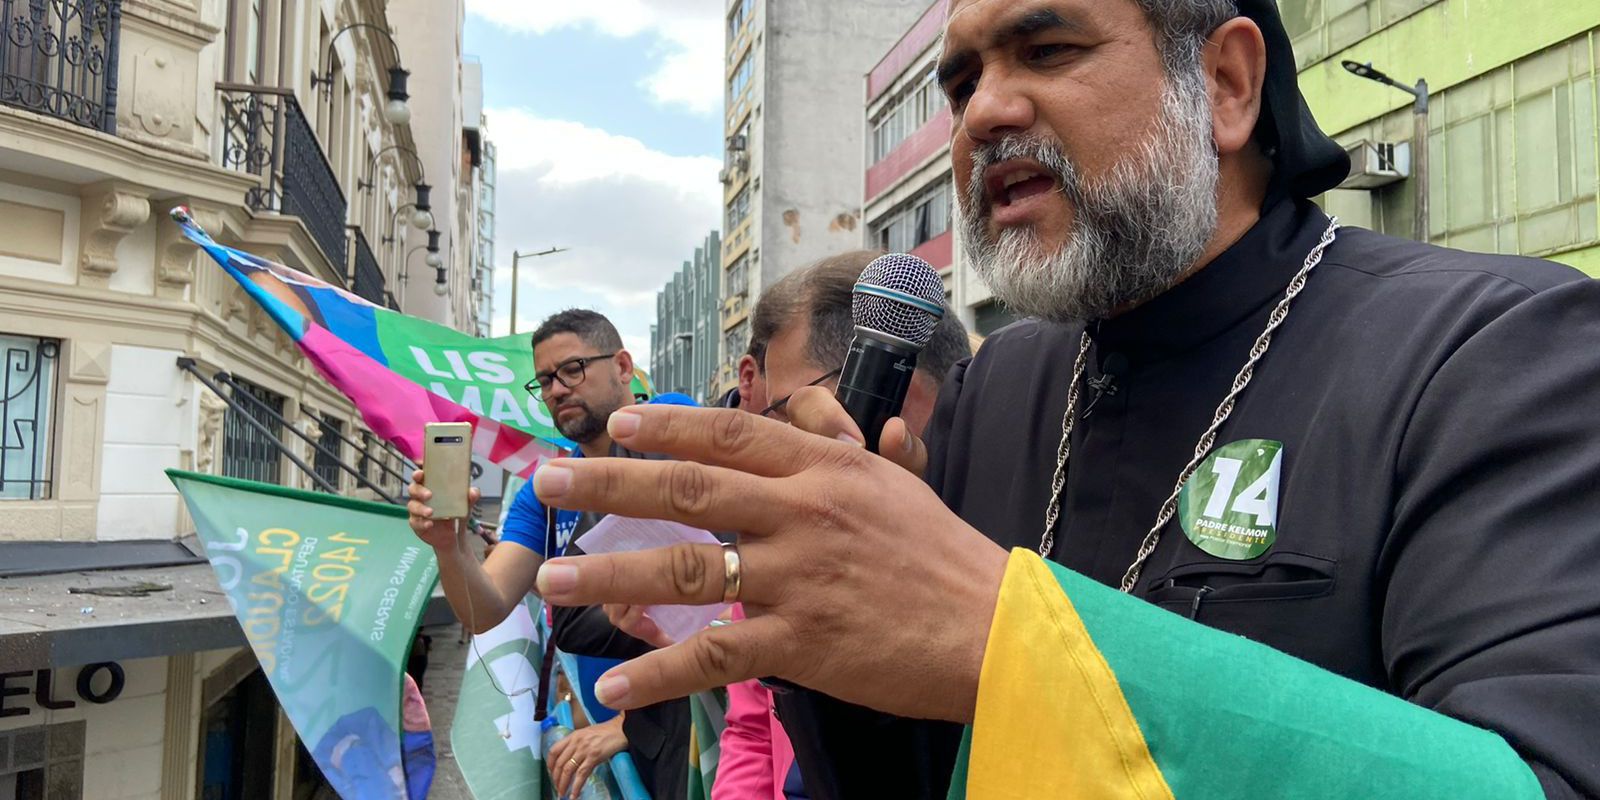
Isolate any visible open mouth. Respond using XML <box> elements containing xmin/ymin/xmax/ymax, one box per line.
<box><xmin>985</xmin><ymin>161</ymin><xmax>1059</xmax><ymax>209</ymax></box>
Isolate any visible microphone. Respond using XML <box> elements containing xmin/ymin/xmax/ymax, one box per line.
<box><xmin>836</xmin><ymin>253</ymin><xmax>947</xmax><ymax>453</ymax></box>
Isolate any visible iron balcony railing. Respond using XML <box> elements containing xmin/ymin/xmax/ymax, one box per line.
<box><xmin>217</xmin><ymin>83</ymin><xmax>349</xmax><ymax>274</ymax></box>
<box><xmin>352</xmin><ymin>229</ymin><xmax>384</xmax><ymax>306</ymax></box>
<box><xmin>0</xmin><ymin>0</ymin><xmax>120</xmax><ymax>132</ymax></box>
<box><xmin>179</xmin><ymin>358</ymin><xmax>412</xmax><ymax>503</ymax></box>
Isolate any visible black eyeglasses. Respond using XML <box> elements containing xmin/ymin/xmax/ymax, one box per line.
<box><xmin>760</xmin><ymin>368</ymin><xmax>843</xmax><ymax>421</ymax></box>
<box><xmin>524</xmin><ymin>353</ymin><xmax>617</xmax><ymax>395</ymax></box>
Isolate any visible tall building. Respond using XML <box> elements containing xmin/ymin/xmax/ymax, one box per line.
<box><xmin>717</xmin><ymin>0</ymin><xmax>934</xmax><ymax>393</ymax></box>
<box><xmin>1295</xmin><ymin>1</ymin><xmax>1599</xmax><ymax>276</ymax></box>
<box><xmin>474</xmin><ymin>136</ymin><xmax>498</xmax><ymax>340</ymax></box>
<box><xmin>391</xmin><ymin>0</ymin><xmax>493</xmax><ymax>332</ymax></box>
<box><xmin>0</xmin><ymin>0</ymin><xmax>479</xmax><ymax>795</ymax></box>
<box><xmin>860</xmin><ymin>1</ymin><xmax>1017</xmax><ymax>336</ymax></box>
<box><xmin>652</xmin><ymin>232</ymin><xmax>723</xmax><ymax>404</ymax></box>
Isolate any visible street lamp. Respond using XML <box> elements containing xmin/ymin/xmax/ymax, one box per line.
<box><xmin>310</xmin><ymin>24</ymin><xmax>411</xmax><ymax>126</ymax></box>
<box><xmin>1342</xmin><ymin>60</ymin><xmax>1430</xmax><ymax>241</ymax></box>
<box><xmin>508</xmin><ymin>246</ymin><xmax>569</xmax><ymax>334</ymax></box>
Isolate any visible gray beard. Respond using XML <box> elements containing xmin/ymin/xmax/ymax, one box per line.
<box><xmin>955</xmin><ymin>66</ymin><xmax>1221</xmax><ymax>324</ymax></box>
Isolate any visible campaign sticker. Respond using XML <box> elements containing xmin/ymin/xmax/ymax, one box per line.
<box><xmin>1177</xmin><ymin>439</ymin><xmax>1283</xmax><ymax>560</ymax></box>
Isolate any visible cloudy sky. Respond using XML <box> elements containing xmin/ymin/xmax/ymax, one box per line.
<box><xmin>465</xmin><ymin>0</ymin><xmax>724</xmax><ymax>358</ymax></box>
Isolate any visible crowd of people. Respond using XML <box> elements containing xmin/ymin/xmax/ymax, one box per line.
<box><xmin>408</xmin><ymin>0</ymin><xmax>1600</xmax><ymax>797</ymax></box>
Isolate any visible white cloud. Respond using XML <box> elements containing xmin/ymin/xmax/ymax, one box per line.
<box><xmin>485</xmin><ymin>107</ymin><xmax>721</xmax><ymax>338</ymax></box>
<box><xmin>466</xmin><ymin>0</ymin><xmax>724</xmax><ymax>115</ymax></box>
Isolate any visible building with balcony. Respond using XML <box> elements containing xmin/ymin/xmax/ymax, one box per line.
<box><xmin>0</xmin><ymin>0</ymin><xmax>475</xmax><ymax>796</ymax></box>
<box><xmin>715</xmin><ymin>0</ymin><xmax>933</xmax><ymax>394</ymax></box>
<box><xmin>651</xmin><ymin>231</ymin><xmax>722</xmax><ymax>404</ymax></box>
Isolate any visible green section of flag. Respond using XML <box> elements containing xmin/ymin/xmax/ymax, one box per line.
<box><xmin>451</xmin><ymin>598</ymin><xmax>548</xmax><ymax>800</ymax></box>
<box><xmin>373</xmin><ymin>315</ymin><xmax>654</xmax><ymax>444</ymax></box>
<box><xmin>1048</xmin><ymin>560</ymin><xmax>1544</xmax><ymax>799</ymax></box>
<box><xmin>687</xmin><ymin>688</ymin><xmax>727</xmax><ymax>800</ymax></box>
<box><xmin>168</xmin><ymin>469</ymin><xmax>439</xmax><ymax>799</ymax></box>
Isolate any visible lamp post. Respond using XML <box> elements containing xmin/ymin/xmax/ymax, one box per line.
<box><xmin>508</xmin><ymin>246</ymin><xmax>569</xmax><ymax>334</ymax></box>
<box><xmin>309</xmin><ymin>24</ymin><xmax>411</xmax><ymax>125</ymax></box>
<box><xmin>1342</xmin><ymin>60</ymin><xmax>1430</xmax><ymax>242</ymax></box>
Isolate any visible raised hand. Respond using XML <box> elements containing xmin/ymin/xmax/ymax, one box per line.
<box><xmin>531</xmin><ymin>403</ymin><xmax>1006</xmax><ymax>723</ymax></box>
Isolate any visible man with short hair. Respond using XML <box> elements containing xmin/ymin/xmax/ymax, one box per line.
<box><xmin>407</xmin><ymin>308</ymin><xmax>690</xmax><ymax>800</ymax></box>
<box><xmin>751</xmin><ymin>251</ymin><xmax>970</xmax><ymax>431</ymax></box>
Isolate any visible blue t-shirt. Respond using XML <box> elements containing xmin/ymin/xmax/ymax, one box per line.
<box><xmin>497</xmin><ymin>394</ymin><xmax>698</xmax><ymax>723</ymax></box>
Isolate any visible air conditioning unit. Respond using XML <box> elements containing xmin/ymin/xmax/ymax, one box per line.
<box><xmin>1340</xmin><ymin>139</ymin><xmax>1410</xmax><ymax>190</ymax></box>
<box><xmin>728</xmin><ymin>134</ymin><xmax>748</xmax><ymax>152</ymax></box>
<box><xmin>718</xmin><ymin>168</ymin><xmax>731</xmax><ymax>185</ymax></box>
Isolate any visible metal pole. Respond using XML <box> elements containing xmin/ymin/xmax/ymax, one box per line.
<box><xmin>204</xmin><ymin>368</ymin><xmax>396</xmax><ymax>500</ymax></box>
<box><xmin>1413</xmin><ymin>78</ymin><xmax>1430</xmax><ymax>243</ymax></box>
<box><xmin>509</xmin><ymin>247</ymin><xmax>567</xmax><ymax>336</ymax></box>
<box><xmin>510</xmin><ymin>251</ymin><xmax>521</xmax><ymax>335</ymax></box>
<box><xmin>176</xmin><ymin>358</ymin><xmax>340</xmax><ymax>494</ymax></box>
<box><xmin>214</xmin><ymin>371</ymin><xmax>410</xmax><ymax>490</ymax></box>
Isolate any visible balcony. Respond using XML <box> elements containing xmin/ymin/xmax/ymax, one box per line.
<box><xmin>0</xmin><ymin>0</ymin><xmax>121</xmax><ymax>133</ymax></box>
<box><xmin>352</xmin><ymin>229</ymin><xmax>384</xmax><ymax>306</ymax></box>
<box><xmin>218</xmin><ymin>84</ymin><xmax>349</xmax><ymax>273</ymax></box>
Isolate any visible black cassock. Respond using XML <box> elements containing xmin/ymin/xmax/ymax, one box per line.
<box><xmin>780</xmin><ymin>199</ymin><xmax>1600</xmax><ymax>800</ymax></box>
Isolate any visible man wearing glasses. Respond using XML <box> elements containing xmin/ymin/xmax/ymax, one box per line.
<box><xmin>406</xmin><ymin>308</ymin><xmax>694</xmax><ymax>800</ymax></box>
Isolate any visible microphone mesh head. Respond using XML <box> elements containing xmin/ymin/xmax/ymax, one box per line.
<box><xmin>852</xmin><ymin>253</ymin><xmax>946</xmax><ymax>348</ymax></box>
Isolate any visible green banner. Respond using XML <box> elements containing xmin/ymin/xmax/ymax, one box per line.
<box><xmin>169</xmin><ymin>470</ymin><xmax>440</xmax><ymax>799</ymax></box>
<box><xmin>374</xmin><ymin>317</ymin><xmax>655</xmax><ymax>446</ymax></box>
<box><xmin>451</xmin><ymin>598</ymin><xmax>548</xmax><ymax>800</ymax></box>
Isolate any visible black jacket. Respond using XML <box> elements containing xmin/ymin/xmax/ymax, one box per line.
<box><xmin>786</xmin><ymin>201</ymin><xmax>1600</xmax><ymax>799</ymax></box>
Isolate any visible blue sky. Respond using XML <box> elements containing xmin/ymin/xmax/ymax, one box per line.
<box><xmin>465</xmin><ymin>0</ymin><xmax>725</xmax><ymax>358</ymax></box>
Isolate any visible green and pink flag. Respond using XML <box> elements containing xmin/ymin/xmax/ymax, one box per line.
<box><xmin>172</xmin><ymin>207</ymin><xmax>652</xmax><ymax>477</ymax></box>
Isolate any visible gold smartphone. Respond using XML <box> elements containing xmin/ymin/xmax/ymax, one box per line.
<box><xmin>423</xmin><ymin>422</ymin><xmax>473</xmax><ymax>519</ymax></box>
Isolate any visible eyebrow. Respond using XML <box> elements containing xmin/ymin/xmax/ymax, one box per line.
<box><xmin>936</xmin><ymin>6</ymin><xmax>1085</xmax><ymax>88</ymax></box>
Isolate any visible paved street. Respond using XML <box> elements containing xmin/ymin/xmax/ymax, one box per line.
<box><xmin>419</xmin><ymin>623</ymin><xmax>473</xmax><ymax>799</ymax></box>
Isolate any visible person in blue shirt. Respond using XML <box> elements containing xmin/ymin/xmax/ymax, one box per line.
<box><xmin>407</xmin><ymin>308</ymin><xmax>694</xmax><ymax>800</ymax></box>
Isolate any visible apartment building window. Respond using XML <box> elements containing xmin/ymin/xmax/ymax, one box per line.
<box><xmin>871</xmin><ymin>67</ymin><xmax>946</xmax><ymax>164</ymax></box>
<box><xmin>0</xmin><ymin>333</ymin><xmax>59</xmax><ymax>501</ymax></box>
<box><xmin>726</xmin><ymin>255</ymin><xmax>749</xmax><ymax>298</ymax></box>
<box><xmin>312</xmin><ymin>414</ymin><xmax>344</xmax><ymax>492</ymax></box>
<box><xmin>224</xmin><ymin>0</ymin><xmax>278</xmax><ymax>84</ymax></box>
<box><xmin>729</xmin><ymin>53</ymin><xmax>754</xmax><ymax>104</ymax></box>
<box><xmin>223</xmin><ymin>379</ymin><xmax>285</xmax><ymax>484</ymax></box>
<box><xmin>726</xmin><ymin>186</ymin><xmax>753</xmax><ymax>231</ymax></box>
<box><xmin>872</xmin><ymin>180</ymin><xmax>952</xmax><ymax>253</ymax></box>
<box><xmin>724</xmin><ymin>321</ymin><xmax>751</xmax><ymax>362</ymax></box>
<box><xmin>727</xmin><ymin>0</ymin><xmax>754</xmax><ymax>43</ymax></box>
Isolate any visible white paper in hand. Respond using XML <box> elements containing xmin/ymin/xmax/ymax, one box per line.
<box><xmin>574</xmin><ymin>516</ymin><xmax>729</xmax><ymax>644</ymax></box>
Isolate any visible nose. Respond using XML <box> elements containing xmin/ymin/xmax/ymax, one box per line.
<box><xmin>961</xmin><ymin>67</ymin><xmax>1036</xmax><ymax>146</ymax></box>
<box><xmin>544</xmin><ymin>379</ymin><xmax>572</xmax><ymax>404</ymax></box>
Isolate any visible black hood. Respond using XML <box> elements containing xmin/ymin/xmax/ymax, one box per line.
<box><xmin>1234</xmin><ymin>0</ymin><xmax>1350</xmax><ymax>202</ymax></box>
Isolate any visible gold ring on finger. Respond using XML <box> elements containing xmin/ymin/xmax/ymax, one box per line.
<box><xmin>721</xmin><ymin>542</ymin><xmax>742</xmax><ymax>604</ymax></box>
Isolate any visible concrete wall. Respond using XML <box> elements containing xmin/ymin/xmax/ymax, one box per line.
<box><xmin>97</xmin><ymin>346</ymin><xmax>197</xmax><ymax>542</ymax></box>
<box><xmin>758</xmin><ymin>0</ymin><xmax>931</xmax><ymax>293</ymax></box>
<box><xmin>390</xmin><ymin>0</ymin><xmax>468</xmax><ymax>324</ymax></box>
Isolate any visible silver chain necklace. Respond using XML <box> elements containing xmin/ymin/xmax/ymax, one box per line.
<box><xmin>1039</xmin><ymin>216</ymin><xmax>1341</xmax><ymax>593</ymax></box>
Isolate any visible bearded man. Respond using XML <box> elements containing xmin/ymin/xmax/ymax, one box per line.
<box><xmin>514</xmin><ymin>1</ymin><xmax>1600</xmax><ymax>798</ymax></box>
